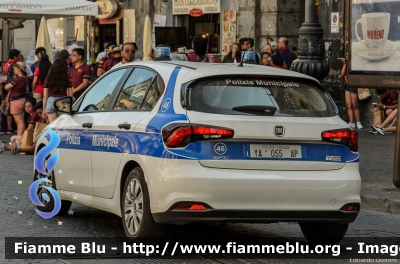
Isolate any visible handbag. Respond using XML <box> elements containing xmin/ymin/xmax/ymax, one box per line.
<box><xmin>33</xmin><ymin>122</ymin><xmax>48</xmax><ymax>143</ymax></box>
<box><xmin>373</xmin><ymin>109</ymin><xmax>385</xmax><ymax>127</ymax></box>
<box><xmin>358</xmin><ymin>88</ymin><xmax>371</xmax><ymax>101</ymax></box>
<box><xmin>21</xmin><ymin>130</ymin><xmax>34</xmax><ymax>148</ymax></box>
<box><xmin>1</xmin><ymin>93</ymin><xmax>10</xmax><ymax>115</ymax></box>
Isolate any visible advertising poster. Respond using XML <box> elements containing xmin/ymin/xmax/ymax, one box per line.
<box><xmin>221</xmin><ymin>10</ymin><xmax>237</xmax><ymax>55</ymax></box>
<box><xmin>351</xmin><ymin>0</ymin><xmax>400</xmax><ymax>74</ymax></box>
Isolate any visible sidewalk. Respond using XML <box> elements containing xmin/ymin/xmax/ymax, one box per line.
<box><xmin>357</xmin><ymin>129</ymin><xmax>400</xmax><ymax>214</ymax></box>
<box><xmin>0</xmin><ymin>129</ymin><xmax>399</xmax><ymax>214</ymax></box>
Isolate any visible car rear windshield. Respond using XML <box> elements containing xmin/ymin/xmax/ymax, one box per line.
<box><xmin>186</xmin><ymin>78</ymin><xmax>336</xmax><ymax>117</ymax></box>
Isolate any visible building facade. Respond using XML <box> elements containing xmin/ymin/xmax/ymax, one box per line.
<box><xmin>1</xmin><ymin>0</ymin><xmax>370</xmax><ymax>124</ymax></box>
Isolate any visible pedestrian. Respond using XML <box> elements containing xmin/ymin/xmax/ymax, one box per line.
<box><xmin>97</xmin><ymin>44</ymin><xmax>115</xmax><ymax>77</ymax></box>
<box><xmin>96</xmin><ymin>42</ymin><xmax>112</xmax><ymax>63</ymax></box>
<box><xmin>69</xmin><ymin>48</ymin><xmax>91</xmax><ymax>100</ymax></box>
<box><xmin>187</xmin><ymin>36</ymin><xmax>207</xmax><ymax>62</ymax></box>
<box><xmin>222</xmin><ymin>43</ymin><xmax>241</xmax><ymax>63</ymax></box>
<box><xmin>278</xmin><ymin>37</ymin><xmax>297</xmax><ymax>70</ymax></box>
<box><xmin>261</xmin><ymin>52</ymin><xmax>272</xmax><ymax>66</ymax></box>
<box><xmin>239</xmin><ymin>38</ymin><xmax>250</xmax><ymax>51</ymax></box>
<box><xmin>32</xmin><ymin>54</ymin><xmax>51</xmax><ymax>103</ymax></box>
<box><xmin>375</xmin><ymin>89</ymin><xmax>398</xmax><ymax>117</ymax></box>
<box><xmin>30</xmin><ymin>47</ymin><xmax>46</xmax><ymax>73</ymax></box>
<box><xmin>5</xmin><ymin>100</ymin><xmax>46</xmax><ymax>155</ymax></box>
<box><xmin>265</xmin><ymin>43</ymin><xmax>274</xmax><ymax>54</ymax></box>
<box><xmin>247</xmin><ymin>38</ymin><xmax>261</xmax><ymax>64</ymax></box>
<box><xmin>111</xmin><ymin>43</ymin><xmax>136</xmax><ymax>69</ymax></box>
<box><xmin>270</xmin><ymin>53</ymin><xmax>285</xmax><ymax>69</ymax></box>
<box><xmin>58</xmin><ymin>50</ymin><xmax>72</xmax><ymax>69</ymax></box>
<box><xmin>341</xmin><ymin>57</ymin><xmax>363</xmax><ymax>129</ymax></box>
<box><xmin>103</xmin><ymin>46</ymin><xmax>122</xmax><ymax>72</ymax></box>
<box><xmin>42</xmin><ymin>59</ymin><xmax>73</xmax><ymax>123</ymax></box>
<box><xmin>2</xmin><ymin>49</ymin><xmax>21</xmax><ymax>134</ymax></box>
<box><xmin>132</xmin><ymin>42</ymin><xmax>144</xmax><ymax>61</ymax></box>
<box><xmin>4</xmin><ymin>61</ymin><xmax>28</xmax><ymax>138</ymax></box>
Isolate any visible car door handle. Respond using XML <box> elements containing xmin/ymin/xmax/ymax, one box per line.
<box><xmin>118</xmin><ymin>124</ymin><xmax>131</xmax><ymax>130</ymax></box>
<box><xmin>82</xmin><ymin>123</ymin><xmax>93</xmax><ymax>129</ymax></box>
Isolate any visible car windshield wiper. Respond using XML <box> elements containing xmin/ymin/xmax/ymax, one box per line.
<box><xmin>232</xmin><ymin>105</ymin><xmax>277</xmax><ymax>116</ymax></box>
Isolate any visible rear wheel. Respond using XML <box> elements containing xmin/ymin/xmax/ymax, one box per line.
<box><xmin>121</xmin><ymin>167</ymin><xmax>166</xmax><ymax>238</ymax></box>
<box><xmin>299</xmin><ymin>222</ymin><xmax>349</xmax><ymax>244</ymax></box>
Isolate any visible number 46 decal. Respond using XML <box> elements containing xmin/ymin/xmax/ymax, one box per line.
<box><xmin>214</xmin><ymin>143</ymin><xmax>227</xmax><ymax>156</ymax></box>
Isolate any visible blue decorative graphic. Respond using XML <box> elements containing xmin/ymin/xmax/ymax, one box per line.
<box><xmin>34</xmin><ymin>129</ymin><xmax>60</xmax><ymax>175</ymax></box>
<box><xmin>30</xmin><ymin>128</ymin><xmax>62</xmax><ymax>219</ymax></box>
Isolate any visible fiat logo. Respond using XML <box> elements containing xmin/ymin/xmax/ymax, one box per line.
<box><xmin>274</xmin><ymin>125</ymin><xmax>285</xmax><ymax>137</ymax></box>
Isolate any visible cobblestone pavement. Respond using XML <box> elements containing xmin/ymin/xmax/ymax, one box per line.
<box><xmin>1</xmin><ymin>131</ymin><xmax>400</xmax><ymax>264</ymax></box>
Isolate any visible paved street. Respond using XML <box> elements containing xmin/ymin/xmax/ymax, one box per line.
<box><xmin>0</xmin><ymin>129</ymin><xmax>399</xmax><ymax>263</ymax></box>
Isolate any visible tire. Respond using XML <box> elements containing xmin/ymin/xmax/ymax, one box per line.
<box><xmin>299</xmin><ymin>222</ymin><xmax>349</xmax><ymax>244</ymax></box>
<box><xmin>121</xmin><ymin>167</ymin><xmax>166</xmax><ymax>238</ymax></box>
<box><xmin>33</xmin><ymin>169</ymin><xmax>72</xmax><ymax>216</ymax></box>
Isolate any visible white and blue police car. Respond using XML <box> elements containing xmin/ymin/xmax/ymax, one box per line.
<box><xmin>34</xmin><ymin>61</ymin><xmax>361</xmax><ymax>243</ymax></box>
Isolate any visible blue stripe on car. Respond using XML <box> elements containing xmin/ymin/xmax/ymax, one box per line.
<box><xmin>146</xmin><ymin>66</ymin><xmax>188</xmax><ymax>133</ymax></box>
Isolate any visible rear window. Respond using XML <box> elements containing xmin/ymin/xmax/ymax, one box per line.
<box><xmin>186</xmin><ymin>78</ymin><xmax>336</xmax><ymax>117</ymax></box>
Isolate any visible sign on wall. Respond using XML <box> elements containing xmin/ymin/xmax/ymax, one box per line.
<box><xmin>152</xmin><ymin>14</ymin><xmax>167</xmax><ymax>48</ymax></box>
<box><xmin>331</xmin><ymin>12</ymin><xmax>339</xmax><ymax>33</ymax></box>
<box><xmin>96</xmin><ymin>0</ymin><xmax>118</xmax><ymax>20</ymax></box>
<box><xmin>123</xmin><ymin>9</ymin><xmax>135</xmax><ymax>43</ymax></box>
<box><xmin>221</xmin><ymin>10</ymin><xmax>237</xmax><ymax>55</ymax></box>
<box><xmin>349</xmin><ymin>0</ymin><xmax>400</xmax><ymax>89</ymax></box>
<box><xmin>173</xmin><ymin>0</ymin><xmax>220</xmax><ymax>15</ymax></box>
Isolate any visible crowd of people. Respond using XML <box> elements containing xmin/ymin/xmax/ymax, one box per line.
<box><xmin>0</xmin><ymin>35</ymin><xmax>396</xmax><ymax>155</ymax></box>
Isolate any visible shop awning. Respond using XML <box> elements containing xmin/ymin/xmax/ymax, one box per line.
<box><xmin>0</xmin><ymin>0</ymin><xmax>98</xmax><ymax>19</ymax></box>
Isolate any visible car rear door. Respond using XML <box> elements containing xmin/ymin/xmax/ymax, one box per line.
<box><xmin>90</xmin><ymin>67</ymin><xmax>163</xmax><ymax>199</ymax></box>
<box><xmin>182</xmin><ymin>77</ymin><xmax>358</xmax><ymax>171</ymax></box>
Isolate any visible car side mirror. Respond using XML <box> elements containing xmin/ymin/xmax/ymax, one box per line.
<box><xmin>54</xmin><ymin>97</ymin><xmax>73</xmax><ymax>115</ymax></box>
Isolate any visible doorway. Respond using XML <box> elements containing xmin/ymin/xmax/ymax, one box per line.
<box><xmin>188</xmin><ymin>13</ymin><xmax>220</xmax><ymax>53</ymax></box>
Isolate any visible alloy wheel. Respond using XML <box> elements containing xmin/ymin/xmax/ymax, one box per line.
<box><xmin>124</xmin><ymin>178</ymin><xmax>144</xmax><ymax>236</ymax></box>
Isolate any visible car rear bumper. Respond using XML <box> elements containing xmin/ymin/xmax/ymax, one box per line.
<box><xmin>152</xmin><ymin>209</ymin><xmax>359</xmax><ymax>225</ymax></box>
<box><xmin>145</xmin><ymin>158</ymin><xmax>361</xmax><ymax>219</ymax></box>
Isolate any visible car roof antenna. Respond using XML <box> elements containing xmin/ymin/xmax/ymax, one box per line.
<box><xmin>238</xmin><ymin>26</ymin><xmax>253</xmax><ymax>67</ymax></box>
<box><xmin>202</xmin><ymin>13</ymin><xmax>213</xmax><ymax>63</ymax></box>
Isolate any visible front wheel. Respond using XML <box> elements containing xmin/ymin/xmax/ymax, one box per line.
<box><xmin>33</xmin><ymin>169</ymin><xmax>72</xmax><ymax>216</ymax></box>
<box><xmin>299</xmin><ymin>223</ymin><xmax>349</xmax><ymax>244</ymax></box>
<box><xmin>121</xmin><ymin>167</ymin><xmax>166</xmax><ymax>238</ymax></box>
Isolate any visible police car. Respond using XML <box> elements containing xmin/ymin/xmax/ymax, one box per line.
<box><xmin>34</xmin><ymin>60</ymin><xmax>361</xmax><ymax>243</ymax></box>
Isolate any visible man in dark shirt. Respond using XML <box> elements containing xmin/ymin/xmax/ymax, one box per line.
<box><xmin>278</xmin><ymin>37</ymin><xmax>297</xmax><ymax>70</ymax></box>
<box><xmin>30</xmin><ymin>47</ymin><xmax>46</xmax><ymax>73</ymax></box>
<box><xmin>376</xmin><ymin>89</ymin><xmax>398</xmax><ymax>117</ymax></box>
<box><xmin>69</xmin><ymin>48</ymin><xmax>91</xmax><ymax>100</ymax></box>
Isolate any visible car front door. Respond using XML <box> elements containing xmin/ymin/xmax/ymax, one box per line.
<box><xmin>56</xmin><ymin>68</ymin><xmax>128</xmax><ymax>195</ymax></box>
<box><xmin>90</xmin><ymin>67</ymin><xmax>163</xmax><ymax>198</ymax></box>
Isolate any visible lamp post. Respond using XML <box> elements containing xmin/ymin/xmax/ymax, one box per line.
<box><xmin>291</xmin><ymin>0</ymin><xmax>330</xmax><ymax>80</ymax></box>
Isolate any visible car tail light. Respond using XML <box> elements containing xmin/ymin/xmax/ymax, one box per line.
<box><xmin>321</xmin><ymin>129</ymin><xmax>358</xmax><ymax>152</ymax></box>
<box><xmin>162</xmin><ymin>124</ymin><xmax>234</xmax><ymax>148</ymax></box>
<box><xmin>340</xmin><ymin>204</ymin><xmax>359</xmax><ymax>212</ymax></box>
<box><xmin>173</xmin><ymin>203</ymin><xmax>207</xmax><ymax>211</ymax></box>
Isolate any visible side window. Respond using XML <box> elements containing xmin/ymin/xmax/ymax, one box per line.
<box><xmin>142</xmin><ymin>77</ymin><xmax>165</xmax><ymax>110</ymax></box>
<box><xmin>113</xmin><ymin>68</ymin><xmax>159</xmax><ymax>110</ymax></box>
<box><xmin>78</xmin><ymin>69</ymin><xmax>127</xmax><ymax>112</ymax></box>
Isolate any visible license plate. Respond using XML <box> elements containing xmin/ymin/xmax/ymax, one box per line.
<box><xmin>250</xmin><ymin>144</ymin><xmax>303</xmax><ymax>159</ymax></box>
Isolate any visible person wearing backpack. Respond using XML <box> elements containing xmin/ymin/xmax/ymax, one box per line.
<box><xmin>2</xmin><ymin>49</ymin><xmax>20</xmax><ymax>134</ymax></box>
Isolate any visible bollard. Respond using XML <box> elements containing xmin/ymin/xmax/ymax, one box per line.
<box><xmin>394</xmin><ymin>93</ymin><xmax>400</xmax><ymax>187</ymax></box>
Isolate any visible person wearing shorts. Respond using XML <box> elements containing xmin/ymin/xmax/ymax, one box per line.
<box><xmin>42</xmin><ymin>59</ymin><xmax>72</xmax><ymax>123</ymax></box>
<box><xmin>341</xmin><ymin>56</ymin><xmax>363</xmax><ymax>129</ymax></box>
<box><xmin>4</xmin><ymin>61</ymin><xmax>28</xmax><ymax>137</ymax></box>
